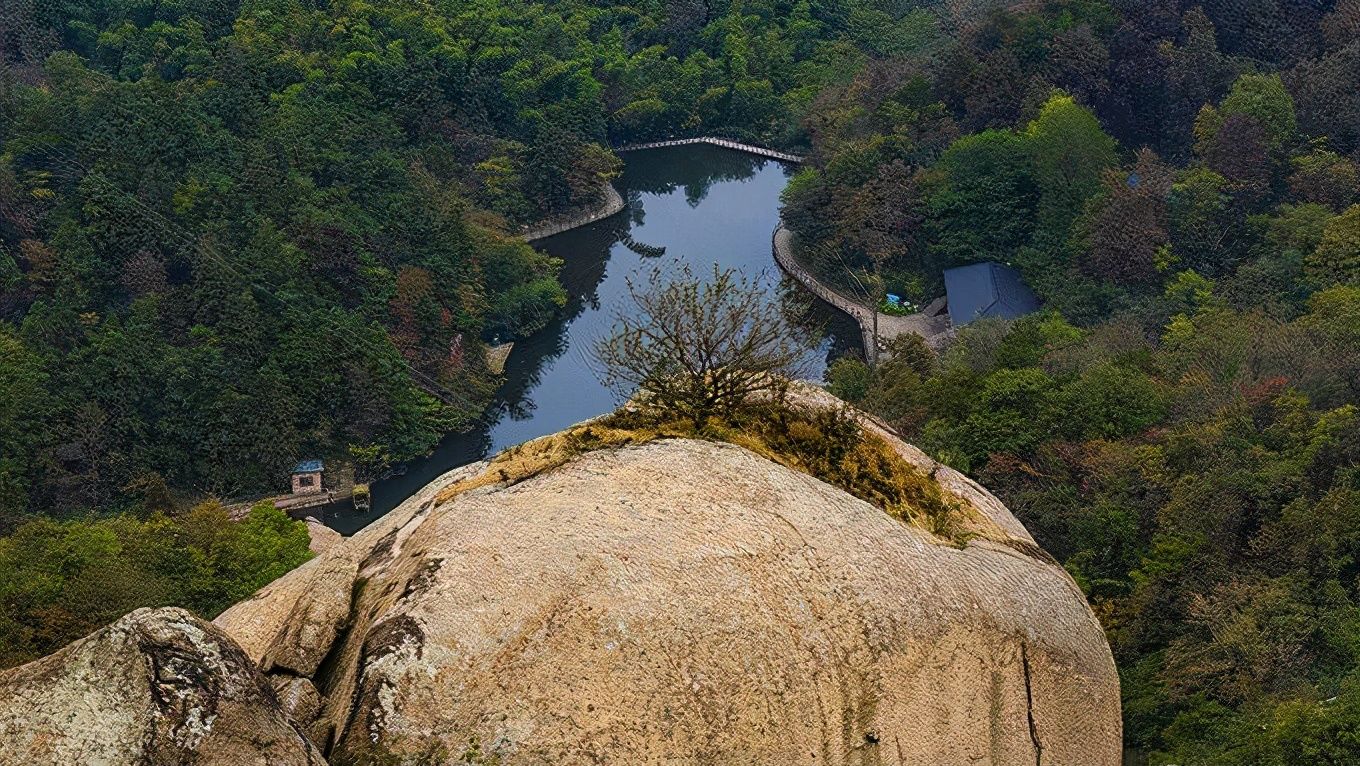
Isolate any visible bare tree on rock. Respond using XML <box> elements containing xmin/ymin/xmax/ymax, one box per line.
<box><xmin>594</xmin><ymin>264</ymin><xmax>811</xmax><ymax>426</ymax></box>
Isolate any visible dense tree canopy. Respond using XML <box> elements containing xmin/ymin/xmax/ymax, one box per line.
<box><xmin>1</xmin><ymin>0</ymin><xmax>956</xmax><ymax>521</ymax></box>
<box><xmin>0</xmin><ymin>502</ymin><xmax>312</xmax><ymax>668</ymax></box>
<box><xmin>793</xmin><ymin>2</ymin><xmax>1360</xmax><ymax>761</ymax></box>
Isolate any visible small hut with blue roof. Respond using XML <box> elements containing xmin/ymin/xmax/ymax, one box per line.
<box><xmin>290</xmin><ymin>459</ymin><xmax>325</xmax><ymax>495</ymax></box>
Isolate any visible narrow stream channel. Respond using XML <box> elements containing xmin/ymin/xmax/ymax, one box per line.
<box><xmin>321</xmin><ymin>144</ymin><xmax>861</xmax><ymax>534</ymax></box>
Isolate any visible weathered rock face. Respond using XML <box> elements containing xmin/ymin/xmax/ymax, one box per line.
<box><xmin>304</xmin><ymin>516</ymin><xmax>344</xmax><ymax>556</ymax></box>
<box><xmin>215</xmin><ymin>428</ymin><xmax>1122</xmax><ymax>764</ymax></box>
<box><xmin>0</xmin><ymin>607</ymin><xmax>323</xmax><ymax>766</ymax></box>
<box><xmin>0</xmin><ymin>394</ymin><xmax>1121</xmax><ymax>765</ymax></box>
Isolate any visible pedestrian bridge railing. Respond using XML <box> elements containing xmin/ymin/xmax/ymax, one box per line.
<box><xmin>615</xmin><ymin>137</ymin><xmax>804</xmax><ymax>164</ymax></box>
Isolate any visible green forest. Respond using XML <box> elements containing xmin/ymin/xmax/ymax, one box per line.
<box><xmin>5</xmin><ymin>0</ymin><xmax>1360</xmax><ymax>760</ymax></box>
<box><xmin>789</xmin><ymin>2</ymin><xmax>1360</xmax><ymax>762</ymax></box>
<box><xmin>0</xmin><ymin>0</ymin><xmax>960</xmax><ymax>522</ymax></box>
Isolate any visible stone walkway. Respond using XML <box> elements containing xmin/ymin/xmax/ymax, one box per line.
<box><xmin>772</xmin><ymin>226</ymin><xmax>950</xmax><ymax>362</ymax></box>
<box><xmin>616</xmin><ymin>137</ymin><xmax>805</xmax><ymax>164</ymax></box>
<box><xmin>521</xmin><ymin>183</ymin><xmax>625</xmax><ymax>242</ymax></box>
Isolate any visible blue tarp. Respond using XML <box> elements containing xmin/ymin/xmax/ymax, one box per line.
<box><xmin>292</xmin><ymin>459</ymin><xmax>325</xmax><ymax>474</ymax></box>
<box><xmin>943</xmin><ymin>262</ymin><xmax>1040</xmax><ymax>326</ymax></box>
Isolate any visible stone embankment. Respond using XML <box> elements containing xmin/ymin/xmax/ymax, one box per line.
<box><xmin>520</xmin><ymin>182</ymin><xmax>625</xmax><ymax>242</ymax></box>
<box><xmin>616</xmin><ymin>136</ymin><xmax>805</xmax><ymax>164</ymax></box>
<box><xmin>772</xmin><ymin>225</ymin><xmax>950</xmax><ymax>361</ymax></box>
<box><xmin>521</xmin><ymin>138</ymin><xmax>802</xmax><ymax>242</ymax></box>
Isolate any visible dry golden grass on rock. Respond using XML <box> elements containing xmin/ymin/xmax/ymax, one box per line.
<box><xmin>435</xmin><ymin>398</ymin><xmax>982</xmax><ymax>545</ymax></box>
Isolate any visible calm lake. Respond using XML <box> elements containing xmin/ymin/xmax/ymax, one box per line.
<box><xmin>323</xmin><ymin>143</ymin><xmax>861</xmax><ymax>534</ymax></box>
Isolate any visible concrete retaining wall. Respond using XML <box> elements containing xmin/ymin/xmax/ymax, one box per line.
<box><xmin>616</xmin><ymin>137</ymin><xmax>805</xmax><ymax>164</ymax></box>
<box><xmin>521</xmin><ymin>183</ymin><xmax>625</xmax><ymax>242</ymax></box>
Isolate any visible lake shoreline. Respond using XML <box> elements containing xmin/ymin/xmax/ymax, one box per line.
<box><xmin>521</xmin><ymin>182</ymin><xmax>626</xmax><ymax>242</ymax></box>
<box><xmin>771</xmin><ymin>225</ymin><xmax>952</xmax><ymax>362</ymax></box>
<box><xmin>322</xmin><ymin>143</ymin><xmax>855</xmax><ymax>535</ymax></box>
<box><xmin>522</xmin><ymin>138</ymin><xmax>805</xmax><ymax>242</ymax></box>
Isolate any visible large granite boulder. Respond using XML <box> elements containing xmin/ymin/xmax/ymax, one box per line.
<box><xmin>0</xmin><ymin>607</ymin><xmax>323</xmax><ymax>766</ymax></box>
<box><xmin>216</xmin><ymin>417</ymin><xmax>1121</xmax><ymax>764</ymax></box>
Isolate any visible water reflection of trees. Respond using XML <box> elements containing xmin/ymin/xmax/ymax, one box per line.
<box><xmin>541</xmin><ymin>215</ymin><xmax>628</xmax><ymax>315</ymax></box>
<box><xmin>621</xmin><ymin>144</ymin><xmax>769</xmax><ymax>206</ymax></box>
<box><xmin>499</xmin><ymin>220</ymin><xmax>628</xmax><ymax>423</ymax></box>
<box><xmin>777</xmin><ymin>274</ymin><xmax>865</xmax><ymax>369</ymax></box>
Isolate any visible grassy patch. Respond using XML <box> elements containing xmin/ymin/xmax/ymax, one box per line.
<box><xmin>435</xmin><ymin>399</ymin><xmax>981</xmax><ymax>545</ymax></box>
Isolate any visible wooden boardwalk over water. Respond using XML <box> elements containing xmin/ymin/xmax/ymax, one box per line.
<box><xmin>616</xmin><ymin>137</ymin><xmax>805</xmax><ymax>164</ymax></box>
<box><xmin>772</xmin><ymin>225</ymin><xmax>951</xmax><ymax>362</ymax></box>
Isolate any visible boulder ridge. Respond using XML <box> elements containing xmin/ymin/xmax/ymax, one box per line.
<box><xmin>0</xmin><ymin>397</ymin><xmax>1121</xmax><ymax>765</ymax></box>
<box><xmin>212</xmin><ymin>410</ymin><xmax>1121</xmax><ymax>764</ymax></box>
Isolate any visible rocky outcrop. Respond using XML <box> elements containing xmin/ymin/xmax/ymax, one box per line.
<box><xmin>215</xmin><ymin>422</ymin><xmax>1121</xmax><ymax>763</ymax></box>
<box><xmin>274</xmin><ymin>676</ymin><xmax>329</xmax><ymax>747</ymax></box>
<box><xmin>0</xmin><ymin>397</ymin><xmax>1121</xmax><ymax>765</ymax></box>
<box><xmin>258</xmin><ymin>552</ymin><xmax>360</xmax><ymax>678</ymax></box>
<box><xmin>0</xmin><ymin>607</ymin><xmax>323</xmax><ymax>766</ymax></box>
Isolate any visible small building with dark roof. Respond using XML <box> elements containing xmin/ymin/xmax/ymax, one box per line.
<box><xmin>943</xmin><ymin>262</ymin><xmax>1040</xmax><ymax>326</ymax></box>
<box><xmin>291</xmin><ymin>459</ymin><xmax>325</xmax><ymax>495</ymax></box>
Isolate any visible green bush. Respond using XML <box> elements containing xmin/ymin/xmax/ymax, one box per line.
<box><xmin>0</xmin><ymin>503</ymin><xmax>312</xmax><ymax>668</ymax></box>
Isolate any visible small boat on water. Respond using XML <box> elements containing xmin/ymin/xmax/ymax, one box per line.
<box><xmin>352</xmin><ymin>483</ymin><xmax>371</xmax><ymax>512</ymax></box>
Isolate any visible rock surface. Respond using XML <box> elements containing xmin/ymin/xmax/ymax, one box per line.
<box><xmin>305</xmin><ymin>516</ymin><xmax>344</xmax><ymax>555</ymax></box>
<box><xmin>0</xmin><ymin>397</ymin><xmax>1121</xmax><ymax>765</ymax></box>
<box><xmin>0</xmin><ymin>607</ymin><xmax>323</xmax><ymax>766</ymax></box>
<box><xmin>216</xmin><ymin>426</ymin><xmax>1121</xmax><ymax>764</ymax></box>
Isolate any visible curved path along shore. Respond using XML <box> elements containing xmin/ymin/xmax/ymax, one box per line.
<box><xmin>521</xmin><ymin>182</ymin><xmax>625</xmax><ymax>242</ymax></box>
<box><xmin>771</xmin><ymin>225</ymin><xmax>879</xmax><ymax>355</ymax></box>
<box><xmin>523</xmin><ymin>140</ymin><xmax>950</xmax><ymax>361</ymax></box>
<box><xmin>772</xmin><ymin>225</ymin><xmax>950</xmax><ymax>361</ymax></box>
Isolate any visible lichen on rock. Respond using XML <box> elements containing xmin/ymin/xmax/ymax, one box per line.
<box><xmin>0</xmin><ymin>607</ymin><xmax>323</xmax><ymax>766</ymax></box>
